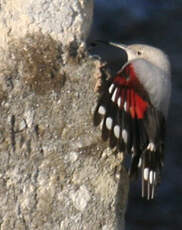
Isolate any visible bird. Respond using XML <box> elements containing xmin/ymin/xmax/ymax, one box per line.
<box><xmin>93</xmin><ymin>42</ymin><xmax>171</xmax><ymax>199</ymax></box>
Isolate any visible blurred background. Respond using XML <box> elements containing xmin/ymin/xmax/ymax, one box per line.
<box><xmin>88</xmin><ymin>0</ymin><xmax>182</xmax><ymax>229</ymax></box>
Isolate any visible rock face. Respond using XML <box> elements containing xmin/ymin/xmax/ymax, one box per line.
<box><xmin>0</xmin><ymin>34</ymin><xmax>128</xmax><ymax>229</ymax></box>
<box><xmin>0</xmin><ymin>0</ymin><xmax>93</xmax><ymax>47</ymax></box>
<box><xmin>0</xmin><ymin>1</ymin><xmax>128</xmax><ymax>229</ymax></box>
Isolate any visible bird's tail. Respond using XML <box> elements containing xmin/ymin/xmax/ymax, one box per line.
<box><xmin>141</xmin><ymin>149</ymin><xmax>161</xmax><ymax>200</ymax></box>
<box><xmin>130</xmin><ymin>145</ymin><xmax>163</xmax><ymax>200</ymax></box>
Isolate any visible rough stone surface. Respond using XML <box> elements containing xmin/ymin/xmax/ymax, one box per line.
<box><xmin>0</xmin><ymin>33</ymin><xmax>128</xmax><ymax>230</ymax></box>
<box><xmin>0</xmin><ymin>0</ymin><xmax>93</xmax><ymax>48</ymax></box>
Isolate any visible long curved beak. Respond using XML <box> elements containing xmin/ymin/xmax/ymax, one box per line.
<box><xmin>108</xmin><ymin>42</ymin><xmax>127</xmax><ymax>51</ymax></box>
<box><xmin>108</xmin><ymin>42</ymin><xmax>129</xmax><ymax>63</ymax></box>
<box><xmin>89</xmin><ymin>40</ymin><xmax>129</xmax><ymax>65</ymax></box>
<box><xmin>90</xmin><ymin>40</ymin><xmax>127</xmax><ymax>51</ymax></box>
<box><xmin>109</xmin><ymin>42</ymin><xmax>136</xmax><ymax>62</ymax></box>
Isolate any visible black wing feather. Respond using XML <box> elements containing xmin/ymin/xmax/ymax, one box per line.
<box><xmin>93</xmin><ymin>63</ymin><xmax>166</xmax><ymax>199</ymax></box>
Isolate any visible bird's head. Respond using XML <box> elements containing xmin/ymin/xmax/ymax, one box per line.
<box><xmin>109</xmin><ymin>42</ymin><xmax>171</xmax><ymax>75</ymax></box>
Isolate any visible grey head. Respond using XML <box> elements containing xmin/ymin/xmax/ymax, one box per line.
<box><xmin>109</xmin><ymin>42</ymin><xmax>171</xmax><ymax>75</ymax></box>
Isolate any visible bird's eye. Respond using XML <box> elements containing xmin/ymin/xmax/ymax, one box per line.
<box><xmin>137</xmin><ymin>51</ymin><xmax>142</xmax><ymax>55</ymax></box>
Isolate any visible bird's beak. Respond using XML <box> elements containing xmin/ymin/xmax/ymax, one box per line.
<box><xmin>108</xmin><ymin>42</ymin><xmax>137</xmax><ymax>62</ymax></box>
<box><xmin>89</xmin><ymin>40</ymin><xmax>129</xmax><ymax>65</ymax></box>
<box><xmin>108</xmin><ymin>42</ymin><xmax>128</xmax><ymax>51</ymax></box>
<box><xmin>90</xmin><ymin>40</ymin><xmax>128</xmax><ymax>51</ymax></box>
<box><xmin>108</xmin><ymin>42</ymin><xmax>129</xmax><ymax>63</ymax></box>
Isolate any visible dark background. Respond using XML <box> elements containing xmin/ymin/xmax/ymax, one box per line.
<box><xmin>88</xmin><ymin>1</ymin><xmax>182</xmax><ymax>229</ymax></box>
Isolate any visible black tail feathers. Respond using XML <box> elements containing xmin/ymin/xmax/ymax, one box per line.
<box><xmin>130</xmin><ymin>146</ymin><xmax>163</xmax><ymax>200</ymax></box>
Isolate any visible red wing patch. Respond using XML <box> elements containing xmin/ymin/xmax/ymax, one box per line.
<box><xmin>93</xmin><ymin>62</ymin><xmax>165</xmax><ymax>200</ymax></box>
<box><xmin>112</xmin><ymin>63</ymin><xmax>149</xmax><ymax>119</ymax></box>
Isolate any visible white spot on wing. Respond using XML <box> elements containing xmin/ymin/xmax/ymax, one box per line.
<box><xmin>99</xmin><ymin>119</ymin><xmax>104</xmax><ymax>130</ymax></box>
<box><xmin>144</xmin><ymin>168</ymin><xmax>149</xmax><ymax>181</ymax></box>
<box><xmin>111</xmin><ymin>88</ymin><xmax>117</xmax><ymax>102</ymax></box>
<box><xmin>117</xmin><ymin>97</ymin><xmax>121</xmax><ymax>108</ymax></box>
<box><xmin>138</xmin><ymin>158</ymin><xmax>142</xmax><ymax>168</ymax></box>
<box><xmin>106</xmin><ymin>117</ymin><xmax>113</xmax><ymax>130</ymax></box>
<box><xmin>98</xmin><ymin>105</ymin><xmax>106</xmax><ymax>115</ymax></box>
<box><xmin>109</xmin><ymin>84</ymin><xmax>114</xmax><ymax>94</ymax></box>
<box><xmin>147</xmin><ymin>142</ymin><xmax>156</xmax><ymax>151</ymax></box>
<box><xmin>149</xmin><ymin>171</ymin><xmax>154</xmax><ymax>184</ymax></box>
<box><xmin>122</xmin><ymin>129</ymin><xmax>128</xmax><ymax>143</ymax></box>
<box><xmin>124</xmin><ymin>101</ymin><xmax>127</xmax><ymax>111</ymax></box>
<box><xmin>114</xmin><ymin>125</ymin><xmax>120</xmax><ymax>139</ymax></box>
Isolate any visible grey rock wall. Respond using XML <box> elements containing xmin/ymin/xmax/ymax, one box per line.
<box><xmin>0</xmin><ymin>0</ymin><xmax>93</xmax><ymax>47</ymax></box>
<box><xmin>0</xmin><ymin>1</ymin><xmax>128</xmax><ymax>229</ymax></box>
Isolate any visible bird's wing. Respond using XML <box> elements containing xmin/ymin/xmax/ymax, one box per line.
<box><xmin>93</xmin><ymin>62</ymin><xmax>166</xmax><ymax>199</ymax></box>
